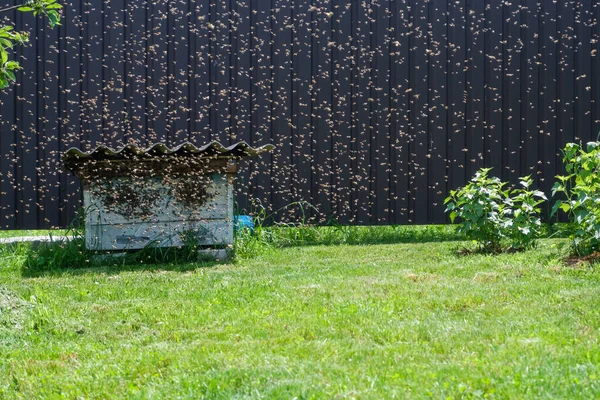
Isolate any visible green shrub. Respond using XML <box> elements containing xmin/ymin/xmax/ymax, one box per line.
<box><xmin>552</xmin><ymin>141</ymin><xmax>600</xmax><ymax>256</ymax></box>
<box><xmin>444</xmin><ymin>168</ymin><xmax>546</xmax><ymax>253</ymax></box>
<box><xmin>508</xmin><ymin>176</ymin><xmax>549</xmax><ymax>249</ymax></box>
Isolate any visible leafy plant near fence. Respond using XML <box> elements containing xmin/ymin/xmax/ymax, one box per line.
<box><xmin>551</xmin><ymin>141</ymin><xmax>600</xmax><ymax>256</ymax></box>
<box><xmin>508</xmin><ymin>176</ymin><xmax>549</xmax><ymax>249</ymax></box>
<box><xmin>0</xmin><ymin>0</ymin><xmax>61</xmax><ymax>88</ymax></box>
<box><xmin>444</xmin><ymin>168</ymin><xmax>546</xmax><ymax>253</ymax></box>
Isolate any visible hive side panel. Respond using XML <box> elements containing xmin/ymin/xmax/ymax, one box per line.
<box><xmin>84</xmin><ymin>173</ymin><xmax>229</xmax><ymax>225</ymax></box>
<box><xmin>83</xmin><ymin>172</ymin><xmax>233</xmax><ymax>251</ymax></box>
<box><xmin>87</xmin><ymin>220</ymin><xmax>232</xmax><ymax>251</ymax></box>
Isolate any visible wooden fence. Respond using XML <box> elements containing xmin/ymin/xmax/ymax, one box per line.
<box><xmin>0</xmin><ymin>0</ymin><xmax>599</xmax><ymax>228</ymax></box>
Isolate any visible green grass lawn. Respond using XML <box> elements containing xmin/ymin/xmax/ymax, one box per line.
<box><xmin>1</xmin><ymin>233</ymin><xmax>599</xmax><ymax>398</ymax></box>
<box><xmin>0</xmin><ymin>230</ymin><xmax>67</xmax><ymax>239</ymax></box>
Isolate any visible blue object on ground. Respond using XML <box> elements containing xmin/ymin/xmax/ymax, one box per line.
<box><xmin>234</xmin><ymin>215</ymin><xmax>255</xmax><ymax>234</ymax></box>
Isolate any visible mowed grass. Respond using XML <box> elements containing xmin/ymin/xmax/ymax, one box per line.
<box><xmin>0</xmin><ymin>230</ymin><xmax>67</xmax><ymax>239</ymax></box>
<box><xmin>1</xmin><ymin>232</ymin><xmax>599</xmax><ymax>398</ymax></box>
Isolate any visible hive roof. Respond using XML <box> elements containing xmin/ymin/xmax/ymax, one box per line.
<box><xmin>63</xmin><ymin>141</ymin><xmax>274</xmax><ymax>172</ymax></box>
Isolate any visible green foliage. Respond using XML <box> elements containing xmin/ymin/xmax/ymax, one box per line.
<box><xmin>21</xmin><ymin>221</ymin><xmax>88</xmax><ymax>271</ymax></box>
<box><xmin>0</xmin><ymin>26</ymin><xmax>26</xmax><ymax>88</ymax></box>
<box><xmin>508</xmin><ymin>176</ymin><xmax>549</xmax><ymax>250</ymax></box>
<box><xmin>444</xmin><ymin>168</ymin><xmax>546</xmax><ymax>253</ymax></box>
<box><xmin>17</xmin><ymin>0</ymin><xmax>62</xmax><ymax>26</ymax></box>
<box><xmin>551</xmin><ymin>141</ymin><xmax>600</xmax><ymax>256</ymax></box>
<box><xmin>24</xmin><ymin>237</ymin><xmax>88</xmax><ymax>271</ymax></box>
<box><xmin>0</xmin><ymin>0</ymin><xmax>62</xmax><ymax>89</ymax></box>
<box><xmin>234</xmin><ymin>200</ymin><xmax>466</xmax><ymax>260</ymax></box>
<box><xmin>233</xmin><ymin>200</ymin><xmax>317</xmax><ymax>259</ymax></box>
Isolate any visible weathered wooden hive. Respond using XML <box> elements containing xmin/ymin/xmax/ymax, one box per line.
<box><xmin>63</xmin><ymin>141</ymin><xmax>273</xmax><ymax>253</ymax></box>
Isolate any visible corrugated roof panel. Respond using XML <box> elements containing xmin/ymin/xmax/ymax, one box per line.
<box><xmin>63</xmin><ymin>141</ymin><xmax>274</xmax><ymax>171</ymax></box>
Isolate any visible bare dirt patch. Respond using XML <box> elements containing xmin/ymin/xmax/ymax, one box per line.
<box><xmin>563</xmin><ymin>252</ymin><xmax>600</xmax><ymax>267</ymax></box>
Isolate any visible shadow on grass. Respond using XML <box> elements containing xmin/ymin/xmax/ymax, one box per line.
<box><xmin>9</xmin><ymin>238</ymin><xmax>225</xmax><ymax>279</ymax></box>
<box><xmin>21</xmin><ymin>259</ymin><xmax>222</xmax><ymax>278</ymax></box>
<box><xmin>8</xmin><ymin>224</ymin><xmax>573</xmax><ymax>277</ymax></box>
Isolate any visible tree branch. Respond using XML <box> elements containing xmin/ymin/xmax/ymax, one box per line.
<box><xmin>0</xmin><ymin>4</ymin><xmax>22</xmax><ymax>14</ymax></box>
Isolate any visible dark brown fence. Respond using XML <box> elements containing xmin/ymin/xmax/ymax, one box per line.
<box><xmin>0</xmin><ymin>0</ymin><xmax>598</xmax><ymax>229</ymax></box>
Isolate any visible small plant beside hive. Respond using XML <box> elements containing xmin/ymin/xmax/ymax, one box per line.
<box><xmin>63</xmin><ymin>141</ymin><xmax>273</xmax><ymax>257</ymax></box>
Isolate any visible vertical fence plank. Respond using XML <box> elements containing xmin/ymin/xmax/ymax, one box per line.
<box><xmin>372</xmin><ymin>0</ymin><xmax>391</xmax><ymax>224</ymax></box>
<box><xmin>593</xmin><ymin>1</ymin><xmax>600</xmax><ymax>141</ymax></box>
<box><xmin>390</xmin><ymin>0</ymin><xmax>410</xmax><ymax>224</ymax></box>
<box><xmin>271</xmin><ymin>0</ymin><xmax>293</xmax><ymax>218</ymax></box>
<box><xmin>82</xmin><ymin>0</ymin><xmax>102</xmax><ymax>148</ymax></box>
<box><xmin>466</xmin><ymin>0</ymin><xmax>485</xmax><ymax>178</ymax></box>
<box><xmin>429</xmin><ymin>0</ymin><xmax>448</xmax><ymax>223</ymax></box>
<box><xmin>170</xmin><ymin>0</ymin><xmax>190</xmax><ymax>145</ymax></box>
<box><xmin>107</xmin><ymin>0</ymin><xmax>126</xmax><ymax>146</ymax></box>
<box><xmin>292</xmin><ymin>0</ymin><xmax>314</xmax><ymax>221</ymax></box>
<box><xmin>127</xmin><ymin>0</ymin><xmax>148</xmax><ymax>144</ymax></box>
<box><xmin>447</xmin><ymin>0</ymin><xmax>466</xmax><ymax>201</ymax></box>
<box><xmin>333</xmin><ymin>0</ymin><xmax>352</xmax><ymax>224</ymax></box>
<box><xmin>60</xmin><ymin>0</ymin><xmax>83</xmax><ymax>227</ymax></box>
<box><xmin>575</xmin><ymin>0</ymin><xmax>592</xmax><ymax>144</ymax></box>
<box><xmin>540</xmin><ymin>0</ymin><xmax>558</xmax><ymax>194</ymax></box>
<box><xmin>484</xmin><ymin>0</ymin><xmax>503</xmax><ymax>174</ymax></box>
<box><xmin>522</xmin><ymin>0</ymin><xmax>540</xmax><ymax>182</ymax></box>
<box><xmin>232</xmin><ymin>0</ymin><xmax>253</xmax><ymax>214</ymax></box>
<box><xmin>41</xmin><ymin>10</ymin><xmax>61</xmax><ymax>228</ymax></box>
<box><xmin>314</xmin><ymin>0</ymin><xmax>333</xmax><ymax>221</ymax></box>
<box><xmin>213</xmin><ymin>0</ymin><xmax>231</xmax><ymax>143</ymax></box>
<box><xmin>409</xmin><ymin>0</ymin><xmax>429</xmax><ymax>223</ymax></box>
<box><xmin>148</xmin><ymin>0</ymin><xmax>168</xmax><ymax>144</ymax></box>
<box><xmin>557</xmin><ymin>1</ymin><xmax>575</xmax><ymax>154</ymax></box>
<box><xmin>503</xmin><ymin>0</ymin><xmax>522</xmax><ymax>184</ymax></box>
<box><xmin>251</xmin><ymin>0</ymin><xmax>273</xmax><ymax>215</ymax></box>
<box><xmin>353</xmin><ymin>0</ymin><xmax>371</xmax><ymax>224</ymax></box>
<box><xmin>19</xmin><ymin>8</ymin><xmax>40</xmax><ymax>229</ymax></box>
<box><xmin>192</xmin><ymin>0</ymin><xmax>212</xmax><ymax>144</ymax></box>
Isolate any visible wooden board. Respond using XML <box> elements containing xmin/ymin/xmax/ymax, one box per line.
<box><xmin>85</xmin><ymin>173</ymin><xmax>230</xmax><ymax>224</ymax></box>
<box><xmin>86</xmin><ymin>219</ymin><xmax>233</xmax><ymax>251</ymax></box>
<box><xmin>84</xmin><ymin>172</ymin><xmax>233</xmax><ymax>250</ymax></box>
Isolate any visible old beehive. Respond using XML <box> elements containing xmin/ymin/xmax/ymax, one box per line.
<box><xmin>63</xmin><ymin>141</ymin><xmax>273</xmax><ymax>252</ymax></box>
